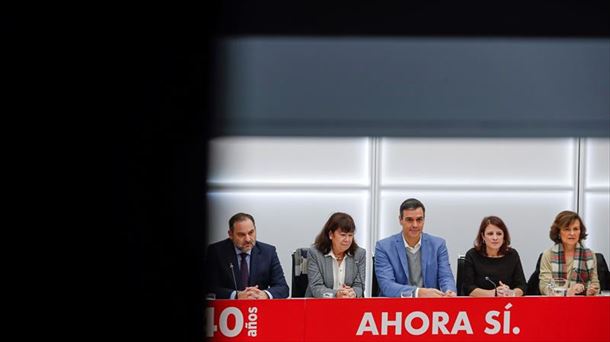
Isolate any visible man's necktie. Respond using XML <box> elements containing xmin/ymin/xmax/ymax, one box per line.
<box><xmin>240</xmin><ymin>253</ymin><xmax>249</xmax><ymax>290</ymax></box>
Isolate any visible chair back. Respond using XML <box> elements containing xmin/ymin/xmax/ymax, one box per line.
<box><xmin>525</xmin><ymin>253</ymin><xmax>543</xmax><ymax>295</ymax></box>
<box><xmin>596</xmin><ymin>253</ymin><xmax>610</xmax><ymax>291</ymax></box>
<box><xmin>291</xmin><ymin>248</ymin><xmax>309</xmax><ymax>297</ymax></box>
<box><xmin>371</xmin><ymin>256</ymin><xmax>380</xmax><ymax>297</ymax></box>
<box><xmin>456</xmin><ymin>255</ymin><xmax>466</xmax><ymax>296</ymax></box>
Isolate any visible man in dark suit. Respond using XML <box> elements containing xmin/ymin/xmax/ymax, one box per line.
<box><xmin>205</xmin><ymin>213</ymin><xmax>289</xmax><ymax>299</ymax></box>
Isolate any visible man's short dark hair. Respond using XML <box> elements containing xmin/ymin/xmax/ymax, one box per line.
<box><xmin>399</xmin><ymin>198</ymin><xmax>426</xmax><ymax>218</ymax></box>
<box><xmin>228</xmin><ymin>212</ymin><xmax>255</xmax><ymax>230</ymax></box>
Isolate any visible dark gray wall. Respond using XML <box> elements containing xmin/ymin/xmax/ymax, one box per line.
<box><xmin>217</xmin><ymin>38</ymin><xmax>610</xmax><ymax>137</ymax></box>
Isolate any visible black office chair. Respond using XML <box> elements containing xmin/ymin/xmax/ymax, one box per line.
<box><xmin>291</xmin><ymin>247</ymin><xmax>309</xmax><ymax>298</ymax></box>
<box><xmin>526</xmin><ymin>253</ymin><xmax>543</xmax><ymax>295</ymax></box>
<box><xmin>371</xmin><ymin>256</ymin><xmax>380</xmax><ymax>297</ymax></box>
<box><xmin>595</xmin><ymin>253</ymin><xmax>610</xmax><ymax>291</ymax></box>
<box><xmin>526</xmin><ymin>252</ymin><xmax>609</xmax><ymax>295</ymax></box>
<box><xmin>456</xmin><ymin>255</ymin><xmax>466</xmax><ymax>296</ymax></box>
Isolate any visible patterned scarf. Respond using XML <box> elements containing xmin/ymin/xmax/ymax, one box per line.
<box><xmin>550</xmin><ymin>242</ymin><xmax>595</xmax><ymax>286</ymax></box>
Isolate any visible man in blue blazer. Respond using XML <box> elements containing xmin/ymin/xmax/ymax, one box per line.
<box><xmin>205</xmin><ymin>213</ymin><xmax>289</xmax><ymax>299</ymax></box>
<box><xmin>375</xmin><ymin>198</ymin><xmax>457</xmax><ymax>298</ymax></box>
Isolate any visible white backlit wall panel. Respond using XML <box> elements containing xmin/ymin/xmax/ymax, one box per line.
<box><xmin>582</xmin><ymin>138</ymin><xmax>610</xmax><ymax>260</ymax></box>
<box><xmin>378</xmin><ymin>190</ymin><xmax>574</xmax><ymax>278</ymax></box>
<box><xmin>584</xmin><ymin>138</ymin><xmax>610</xmax><ymax>189</ymax></box>
<box><xmin>207</xmin><ymin>190</ymin><xmax>370</xmax><ymax>293</ymax></box>
<box><xmin>208</xmin><ymin>137</ymin><xmax>370</xmax><ymax>186</ymax></box>
<box><xmin>583</xmin><ymin>194</ymin><xmax>610</xmax><ymax>257</ymax></box>
<box><xmin>381</xmin><ymin>138</ymin><xmax>575</xmax><ymax>187</ymax></box>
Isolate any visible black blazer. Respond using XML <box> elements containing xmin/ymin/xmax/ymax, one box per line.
<box><xmin>204</xmin><ymin>238</ymin><xmax>289</xmax><ymax>299</ymax></box>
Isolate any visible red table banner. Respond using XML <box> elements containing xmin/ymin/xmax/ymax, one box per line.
<box><xmin>205</xmin><ymin>296</ymin><xmax>610</xmax><ymax>341</ymax></box>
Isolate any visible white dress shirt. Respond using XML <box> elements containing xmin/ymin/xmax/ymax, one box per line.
<box><xmin>326</xmin><ymin>250</ymin><xmax>347</xmax><ymax>290</ymax></box>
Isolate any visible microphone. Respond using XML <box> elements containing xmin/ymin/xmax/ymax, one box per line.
<box><xmin>484</xmin><ymin>276</ymin><xmax>497</xmax><ymax>297</ymax></box>
<box><xmin>229</xmin><ymin>263</ymin><xmax>238</xmax><ymax>294</ymax></box>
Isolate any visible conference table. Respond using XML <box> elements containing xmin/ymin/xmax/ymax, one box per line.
<box><xmin>205</xmin><ymin>296</ymin><xmax>609</xmax><ymax>341</ymax></box>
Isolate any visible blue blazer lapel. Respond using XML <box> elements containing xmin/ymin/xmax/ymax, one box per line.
<box><xmin>421</xmin><ymin>233</ymin><xmax>428</xmax><ymax>287</ymax></box>
<box><xmin>394</xmin><ymin>233</ymin><xmax>410</xmax><ymax>282</ymax></box>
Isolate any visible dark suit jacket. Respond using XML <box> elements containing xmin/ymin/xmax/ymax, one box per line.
<box><xmin>204</xmin><ymin>238</ymin><xmax>289</xmax><ymax>299</ymax></box>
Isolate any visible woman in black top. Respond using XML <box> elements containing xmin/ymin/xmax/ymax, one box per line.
<box><xmin>463</xmin><ymin>216</ymin><xmax>527</xmax><ymax>297</ymax></box>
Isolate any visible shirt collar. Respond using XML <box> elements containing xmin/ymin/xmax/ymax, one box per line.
<box><xmin>325</xmin><ymin>249</ymin><xmax>338</xmax><ymax>260</ymax></box>
<box><xmin>402</xmin><ymin>233</ymin><xmax>422</xmax><ymax>253</ymax></box>
<box><xmin>234</xmin><ymin>245</ymin><xmax>251</xmax><ymax>256</ymax></box>
<box><xmin>325</xmin><ymin>249</ymin><xmax>350</xmax><ymax>260</ymax></box>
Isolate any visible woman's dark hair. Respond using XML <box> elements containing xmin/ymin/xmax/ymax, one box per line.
<box><xmin>314</xmin><ymin>212</ymin><xmax>359</xmax><ymax>255</ymax></box>
<box><xmin>474</xmin><ymin>215</ymin><xmax>511</xmax><ymax>256</ymax></box>
<box><xmin>549</xmin><ymin>210</ymin><xmax>588</xmax><ymax>244</ymax></box>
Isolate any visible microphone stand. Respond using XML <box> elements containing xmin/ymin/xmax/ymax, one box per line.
<box><xmin>230</xmin><ymin>263</ymin><xmax>238</xmax><ymax>298</ymax></box>
<box><xmin>485</xmin><ymin>276</ymin><xmax>497</xmax><ymax>297</ymax></box>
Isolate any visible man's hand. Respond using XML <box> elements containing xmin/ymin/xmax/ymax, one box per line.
<box><xmin>443</xmin><ymin>290</ymin><xmax>457</xmax><ymax>297</ymax></box>
<box><xmin>418</xmin><ymin>288</ymin><xmax>444</xmax><ymax>298</ymax></box>
<box><xmin>237</xmin><ymin>289</ymin><xmax>257</xmax><ymax>299</ymax></box>
<box><xmin>237</xmin><ymin>286</ymin><xmax>269</xmax><ymax>299</ymax></box>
